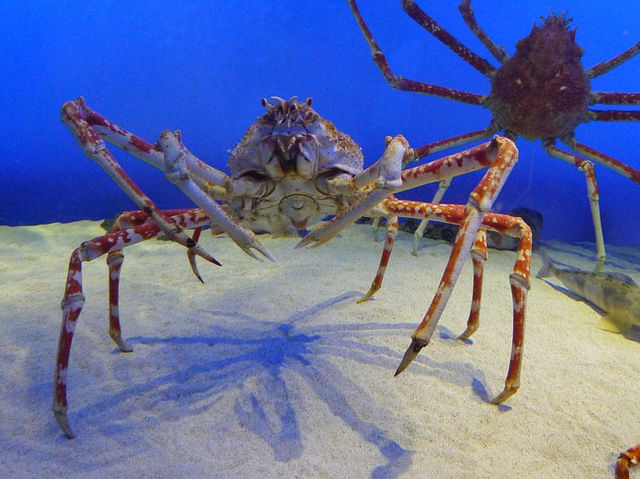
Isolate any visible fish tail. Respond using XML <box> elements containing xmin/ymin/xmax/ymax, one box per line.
<box><xmin>536</xmin><ymin>250</ymin><xmax>554</xmax><ymax>278</ymax></box>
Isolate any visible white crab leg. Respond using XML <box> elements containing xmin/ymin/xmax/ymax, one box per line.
<box><xmin>296</xmin><ymin>135</ymin><xmax>408</xmax><ymax>247</ymax></box>
<box><xmin>159</xmin><ymin>130</ymin><xmax>273</xmax><ymax>261</ymax></box>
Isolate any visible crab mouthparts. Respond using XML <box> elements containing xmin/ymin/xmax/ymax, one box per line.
<box><xmin>280</xmin><ymin>194</ymin><xmax>320</xmax><ymax>230</ymax></box>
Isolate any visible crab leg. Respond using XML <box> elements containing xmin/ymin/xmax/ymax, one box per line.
<box><xmin>545</xmin><ymin>144</ymin><xmax>607</xmax><ymax>266</ymax></box>
<box><xmin>387</xmin><ymin>200</ymin><xmax>531</xmax><ymax>403</ymax></box>
<box><xmin>62</xmin><ymin>98</ymin><xmax>266</xmax><ymax>260</ymax></box>
<box><xmin>458</xmin><ymin>0</ymin><xmax>509</xmax><ymax>64</ymax></box>
<box><xmin>68</xmin><ymin>97</ymin><xmax>232</xmax><ymax>188</ymax></box>
<box><xmin>358</xmin><ymin>215</ymin><xmax>399</xmax><ymax>303</ymax></box>
<box><xmin>61</xmin><ymin>100</ymin><xmax>220</xmax><ymax>267</ymax></box>
<box><xmin>459</xmin><ymin>229</ymin><xmax>488</xmax><ymax>340</ymax></box>
<box><xmin>106</xmin><ymin>209</ymin><xmax>211</xmax><ymax>354</ymax></box>
<box><xmin>568</xmin><ymin>140</ymin><xmax>640</xmax><ymax>186</ymax></box>
<box><xmin>299</xmin><ymin>138</ymin><xmax>508</xmax><ymax>249</ymax></box>
<box><xmin>591</xmin><ymin>92</ymin><xmax>640</xmax><ymax>105</ymax></box>
<box><xmin>411</xmin><ymin>127</ymin><xmax>495</xmax><ymax>161</ymax></box>
<box><xmin>412</xmin><ymin>178</ymin><xmax>451</xmax><ymax>256</ymax></box>
<box><xmin>616</xmin><ymin>444</ymin><xmax>640</xmax><ymax>479</ymax></box>
<box><xmin>589</xmin><ymin>110</ymin><xmax>640</xmax><ymax>122</ymax></box>
<box><xmin>347</xmin><ymin>0</ymin><xmax>486</xmax><ymax>104</ymax></box>
<box><xmin>158</xmin><ymin>130</ymin><xmax>273</xmax><ymax>261</ymax></box>
<box><xmin>53</xmin><ymin>212</ymin><xmax>209</xmax><ymax>439</ymax></box>
<box><xmin>406</xmin><ymin>127</ymin><xmax>498</xmax><ymax>256</ymax></box>
<box><xmin>585</xmin><ymin>41</ymin><xmax>640</xmax><ymax>78</ymax></box>
<box><xmin>391</xmin><ymin>138</ymin><xmax>520</xmax><ymax>382</ymax></box>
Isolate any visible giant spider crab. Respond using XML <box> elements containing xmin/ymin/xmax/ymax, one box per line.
<box><xmin>54</xmin><ymin>96</ymin><xmax>532</xmax><ymax>439</ymax></box>
<box><xmin>349</xmin><ymin>0</ymin><xmax>640</xmax><ymax>266</ymax></box>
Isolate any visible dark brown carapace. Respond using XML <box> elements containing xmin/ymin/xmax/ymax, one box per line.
<box><xmin>487</xmin><ymin>14</ymin><xmax>591</xmax><ymax>140</ymax></box>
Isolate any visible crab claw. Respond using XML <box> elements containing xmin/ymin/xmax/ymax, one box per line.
<box><xmin>296</xmin><ymin>190</ymin><xmax>391</xmax><ymax>249</ymax></box>
<box><xmin>227</xmin><ymin>225</ymin><xmax>275</xmax><ymax>262</ymax></box>
<box><xmin>179</xmin><ymin>236</ymin><xmax>222</xmax><ymax>267</ymax></box>
<box><xmin>186</xmin><ymin>227</ymin><xmax>206</xmax><ymax>283</ymax></box>
<box><xmin>187</xmin><ymin>250</ymin><xmax>205</xmax><ymax>283</ymax></box>
<box><xmin>394</xmin><ymin>338</ymin><xmax>428</xmax><ymax>376</ymax></box>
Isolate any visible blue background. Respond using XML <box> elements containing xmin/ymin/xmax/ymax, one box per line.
<box><xmin>1</xmin><ymin>1</ymin><xmax>638</xmax><ymax>246</ymax></box>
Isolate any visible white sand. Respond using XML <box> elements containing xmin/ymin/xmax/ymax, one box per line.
<box><xmin>1</xmin><ymin>220</ymin><xmax>639</xmax><ymax>478</ymax></box>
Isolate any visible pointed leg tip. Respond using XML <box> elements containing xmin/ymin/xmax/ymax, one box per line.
<box><xmin>395</xmin><ymin>338</ymin><xmax>428</xmax><ymax>376</ymax></box>
<box><xmin>294</xmin><ymin>237</ymin><xmax>312</xmax><ymax>249</ymax></box>
<box><xmin>53</xmin><ymin>409</ymin><xmax>76</xmax><ymax>439</ymax></box>
<box><xmin>490</xmin><ymin>386</ymin><xmax>517</xmax><ymax>405</ymax></box>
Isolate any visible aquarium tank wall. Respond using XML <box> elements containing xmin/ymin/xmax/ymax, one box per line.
<box><xmin>1</xmin><ymin>1</ymin><xmax>638</xmax><ymax>247</ymax></box>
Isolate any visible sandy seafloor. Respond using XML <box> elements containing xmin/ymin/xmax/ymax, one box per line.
<box><xmin>1</xmin><ymin>220</ymin><xmax>639</xmax><ymax>479</ymax></box>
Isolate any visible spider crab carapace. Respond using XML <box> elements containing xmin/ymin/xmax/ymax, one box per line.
<box><xmin>349</xmin><ymin>0</ymin><xmax>640</xmax><ymax>265</ymax></box>
<box><xmin>54</xmin><ymin>96</ymin><xmax>532</xmax><ymax>438</ymax></box>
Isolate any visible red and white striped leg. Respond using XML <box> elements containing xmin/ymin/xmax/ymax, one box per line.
<box><xmin>358</xmin><ymin>215</ymin><xmax>399</xmax><ymax>303</ymax></box>
<box><xmin>616</xmin><ymin>443</ymin><xmax>640</xmax><ymax>479</ymax></box>
<box><xmin>106</xmin><ymin>208</ymin><xmax>211</xmax><ymax>353</ymax></box>
<box><xmin>381</xmin><ymin>198</ymin><xmax>531</xmax><ymax>403</ymax></box>
<box><xmin>53</xmin><ymin>210</ymin><xmax>210</xmax><ymax>439</ymax></box>
<box><xmin>388</xmin><ymin>136</ymin><xmax>523</xmax><ymax>392</ymax></box>
<box><xmin>106</xmin><ymin>251</ymin><xmax>129</xmax><ymax>352</ymax></box>
<box><xmin>61</xmin><ymin>100</ymin><xmax>220</xmax><ymax>267</ymax></box>
<box><xmin>459</xmin><ymin>229</ymin><xmax>488</xmax><ymax>340</ymax></box>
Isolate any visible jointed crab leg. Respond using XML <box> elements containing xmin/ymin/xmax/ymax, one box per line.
<box><xmin>62</xmin><ymin>98</ymin><xmax>271</xmax><ymax>261</ymax></box>
<box><xmin>390</xmin><ymin>138</ymin><xmax>523</xmax><ymax>397</ymax></box>
<box><xmin>53</xmin><ymin>210</ymin><xmax>211</xmax><ymax>439</ymax></box>
<box><xmin>411</xmin><ymin>178</ymin><xmax>451</xmax><ymax>256</ymax></box>
<box><xmin>459</xmin><ymin>229</ymin><xmax>487</xmax><ymax>340</ymax></box>
<box><xmin>105</xmin><ymin>209</ymin><xmax>210</xmax><ymax>355</ymax></box>
<box><xmin>458</xmin><ymin>0</ymin><xmax>508</xmax><ymax>64</ymax></box>
<box><xmin>387</xmin><ymin>200</ymin><xmax>531</xmax><ymax>403</ymax></box>
<box><xmin>61</xmin><ymin>100</ymin><xmax>220</xmax><ymax>267</ymax></box>
<box><xmin>568</xmin><ymin>139</ymin><xmax>640</xmax><ymax>185</ymax></box>
<box><xmin>158</xmin><ymin>130</ymin><xmax>273</xmax><ymax>261</ymax></box>
<box><xmin>301</xmin><ymin>138</ymin><xmax>510</xmax><ymax>249</ymax></box>
<box><xmin>69</xmin><ymin>97</ymin><xmax>232</xmax><ymax>188</ymax></box>
<box><xmin>586</xmin><ymin>41</ymin><xmax>640</xmax><ymax>79</ymax></box>
<box><xmin>358</xmin><ymin>214</ymin><xmax>399</xmax><ymax>303</ymax></box>
<box><xmin>347</xmin><ymin>0</ymin><xmax>486</xmax><ymax>105</ymax></box>
<box><xmin>616</xmin><ymin>444</ymin><xmax>640</xmax><ymax>479</ymax></box>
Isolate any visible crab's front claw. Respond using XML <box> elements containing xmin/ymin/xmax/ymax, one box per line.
<box><xmin>236</xmin><ymin>236</ymin><xmax>275</xmax><ymax>262</ymax></box>
<box><xmin>297</xmin><ymin>135</ymin><xmax>409</xmax><ymax>249</ymax></box>
<box><xmin>296</xmin><ymin>189</ymin><xmax>392</xmax><ymax>249</ymax></box>
<box><xmin>157</xmin><ymin>130</ymin><xmax>274</xmax><ymax>262</ymax></box>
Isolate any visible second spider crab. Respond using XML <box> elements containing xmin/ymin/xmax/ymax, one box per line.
<box><xmin>349</xmin><ymin>0</ymin><xmax>640</xmax><ymax>266</ymax></box>
<box><xmin>54</xmin><ymin>96</ymin><xmax>531</xmax><ymax>439</ymax></box>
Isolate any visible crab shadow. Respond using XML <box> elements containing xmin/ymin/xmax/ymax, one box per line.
<box><xmin>71</xmin><ymin>291</ymin><xmax>493</xmax><ymax>478</ymax></box>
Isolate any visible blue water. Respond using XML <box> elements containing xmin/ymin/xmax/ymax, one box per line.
<box><xmin>1</xmin><ymin>1</ymin><xmax>638</xmax><ymax>246</ymax></box>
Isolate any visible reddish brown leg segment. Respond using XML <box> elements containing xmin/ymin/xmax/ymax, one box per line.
<box><xmin>378</xmin><ymin>198</ymin><xmax>531</xmax><ymax>402</ymax></box>
<box><xmin>616</xmin><ymin>443</ymin><xmax>640</xmax><ymax>479</ymax></box>
<box><xmin>347</xmin><ymin>0</ymin><xmax>486</xmax><ymax>104</ymax></box>
<box><xmin>53</xmin><ymin>211</ymin><xmax>210</xmax><ymax>439</ymax></box>
<box><xmin>359</xmin><ymin>215</ymin><xmax>398</xmax><ymax>303</ymax></box>
<box><xmin>459</xmin><ymin>229</ymin><xmax>488</xmax><ymax>340</ymax></box>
